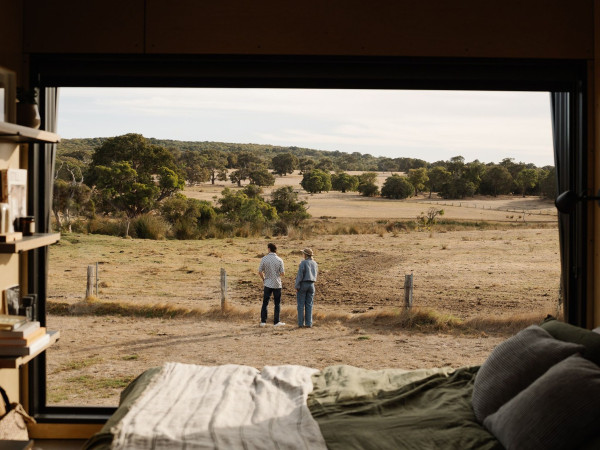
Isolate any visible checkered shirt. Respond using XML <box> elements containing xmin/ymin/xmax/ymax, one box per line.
<box><xmin>258</xmin><ymin>252</ymin><xmax>285</xmax><ymax>289</ymax></box>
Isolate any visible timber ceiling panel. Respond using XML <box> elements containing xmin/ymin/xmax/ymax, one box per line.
<box><xmin>23</xmin><ymin>0</ymin><xmax>145</xmax><ymax>53</ymax></box>
<box><xmin>146</xmin><ymin>0</ymin><xmax>593</xmax><ymax>59</ymax></box>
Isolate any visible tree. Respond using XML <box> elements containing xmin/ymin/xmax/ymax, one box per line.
<box><xmin>538</xmin><ymin>167</ymin><xmax>557</xmax><ymax>199</ymax></box>
<box><xmin>438</xmin><ymin>177</ymin><xmax>476</xmax><ymax>199</ymax></box>
<box><xmin>229</xmin><ymin>169</ymin><xmax>249</xmax><ymax>187</ymax></box>
<box><xmin>358</xmin><ymin>182</ymin><xmax>379</xmax><ymax>197</ymax></box>
<box><xmin>515</xmin><ymin>168</ymin><xmax>539</xmax><ymax>197</ymax></box>
<box><xmin>157</xmin><ymin>166</ymin><xmax>185</xmax><ymax>201</ymax></box>
<box><xmin>178</xmin><ymin>151</ymin><xmax>210</xmax><ymax>185</ymax></box>
<box><xmin>93</xmin><ymin>161</ymin><xmax>160</xmax><ymax>236</ymax></box>
<box><xmin>298</xmin><ymin>157</ymin><xmax>315</xmax><ymax>174</ymax></box>
<box><xmin>463</xmin><ymin>160</ymin><xmax>485</xmax><ymax>193</ymax></box>
<box><xmin>271</xmin><ymin>153</ymin><xmax>298</xmax><ymax>176</ymax></box>
<box><xmin>300</xmin><ymin>169</ymin><xmax>332</xmax><ymax>193</ymax></box>
<box><xmin>53</xmin><ymin>155</ymin><xmax>93</xmax><ymax>231</ymax></box>
<box><xmin>425</xmin><ymin>166</ymin><xmax>451</xmax><ymax>198</ymax></box>
<box><xmin>381</xmin><ymin>175</ymin><xmax>414</xmax><ymax>199</ymax></box>
<box><xmin>480</xmin><ymin>165</ymin><xmax>513</xmax><ymax>196</ymax></box>
<box><xmin>357</xmin><ymin>172</ymin><xmax>379</xmax><ymax>197</ymax></box>
<box><xmin>269</xmin><ymin>186</ymin><xmax>310</xmax><ymax>225</ymax></box>
<box><xmin>229</xmin><ymin>151</ymin><xmax>264</xmax><ymax>186</ymax></box>
<box><xmin>242</xmin><ymin>184</ymin><xmax>263</xmax><ymax>198</ymax></box>
<box><xmin>407</xmin><ymin>168</ymin><xmax>429</xmax><ymax>196</ymax></box>
<box><xmin>87</xmin><ymin>134</ymin><xmax>185</xmax><ymax>229</ymax></box>
<box><xmin>218</xmin><ymin>188</ymin><xmax>278</xmax><ymax>225</ymax></box>
<box><xmin>377</xmin><ymin>158</ymin><xmax>397</xmax><ymax>172</ymax></box>
<box><xmin>331</xmin><ymin>172</ymin><xmax>359</xmax><ymax>193</ymax></box>
<box><xmin>447</xmin><ymin>156</ymin><xmax>466</xmax><ymax>177</ymax></box>
<box><xmin>88</xmin><ymin>133</ymin><xmax>182</xmax><ymax>185</ymax></box>
<box><xmin>316</xmin><ymin>157</ymin><xmax>334</xmax><ymax>172</ymax></box>
<box><xmin>249</xmin><ymin>168</ymin><xmax>276</xmax><ymax>186</ymax></box>
<box><xmin>160</xmin><ymin>194</ymin><xmax>216</xmax><ymax>239</ymax></box>
<box><xmin>199</xmin><ymin>149</ymin><xmax>228</xmax><ymax>184</ymax></box>
<box><xmin>53</xmin><ymin>179</ymin><xmax>92</xmax><ymax>232</ymax></box>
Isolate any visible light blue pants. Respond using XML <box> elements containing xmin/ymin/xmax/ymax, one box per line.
<box><xmin>297</xmin><ymin>281</ymin><xmax>315</xmax><ymax>327</ymax></box>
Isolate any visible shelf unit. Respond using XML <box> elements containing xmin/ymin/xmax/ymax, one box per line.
<box><xmin>0</xmin><ymin>122</ymin><xmax>60</xmax><ymax>144</ymax></box>
<box><xmin>0</xmin><ymin>122</ymin><xmax>61</xmax><ymax>381</ymax></box>
<box><xmin>0</xmin><ymin>233</ymin><xmax>60</xmax><ymax>253</ymax></box>
<box><xmin>0</xmin><ymin>331</ymin><xmax>60</xmax><ymax>369</ymax></box>
<box><xmin>0</xmin><ymin>122</ymin><xmax>60</xmax><ymax>253</ymax></box>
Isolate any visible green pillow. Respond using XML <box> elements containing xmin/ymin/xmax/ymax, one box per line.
<box><xmin>483</xmin><ymin>354</ymin><xmax>600</xmax><ymax>450</ymax></box>
<box><xmin>540</xmin><ymin>318</ymin><xmax>600</xmax><ymax>366</ymax></box>
<box><xmin>471</xmin><ymin>325</ymin><xmax>584</xmax><ymax>423</ymax></box>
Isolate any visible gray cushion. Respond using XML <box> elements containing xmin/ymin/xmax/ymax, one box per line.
<box><xmin>471</xmin><ymin>325</ymin><xmax>584</xmax><ymax>422</ymax></box>
<box><xmin>540</xmin><ymin>318</ymin><xmax>600</xmax><ymax>366</ymax></box>
<box><xmin>483</xmin><ymin>354</ymin><xmax>600</xmax><ymax>450</ymax></box>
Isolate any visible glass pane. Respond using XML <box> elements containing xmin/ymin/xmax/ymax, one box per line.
<box><xmin>46</xmin><ymin>88</ymin><xmax>559</xmax><ymax>406</ymax></box>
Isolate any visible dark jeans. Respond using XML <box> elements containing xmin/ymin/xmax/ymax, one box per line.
<box><xmin>261</xmin><ymin>287</ymin><xmax>281</xmax><ymax>324</ymax></box>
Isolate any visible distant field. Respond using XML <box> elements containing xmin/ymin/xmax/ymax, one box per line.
<box><xmin>184</xmin><ymin>171</ymin><xmax>557</xmax><ymax>222</ymax></box>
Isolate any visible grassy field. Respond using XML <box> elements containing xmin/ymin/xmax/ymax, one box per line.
<box><xmin>45</xmin><ymin>178</ymin><xmax>560</xmax><ymax>406</ymax></box>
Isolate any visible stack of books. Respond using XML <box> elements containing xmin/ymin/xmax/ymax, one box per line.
<box><xmin>0</xmin><ymin>315</ymin><xmax>48</xmax><ymax>356</ymax></box>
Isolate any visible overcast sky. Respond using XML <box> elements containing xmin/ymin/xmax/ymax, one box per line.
<box><xmin>57</xmin><ymin>88</ymin><xmax>554</xmax><ymax>167</ymax></box>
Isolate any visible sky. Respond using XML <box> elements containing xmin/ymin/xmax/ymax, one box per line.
<box><xmin>57</xmin><ymin>88</ymin><xmax>554</xmax><ymax>167</ymax></box>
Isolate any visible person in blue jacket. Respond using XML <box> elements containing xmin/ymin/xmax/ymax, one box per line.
<box><xmin>295</xmin><ymin>248</ymin><xmax>318</xmax><ymax>328</ymax></box>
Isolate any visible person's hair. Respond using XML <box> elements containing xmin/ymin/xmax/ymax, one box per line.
<box><xmin>268</xmin><ymin>243</ymin><xmax>277</xmax><ymax>253</ymax></box>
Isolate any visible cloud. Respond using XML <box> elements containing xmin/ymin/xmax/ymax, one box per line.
<box><xmin>58</xmin><ymin>88</ymin><xmax>553</xmax><ymax>165</ymax></box>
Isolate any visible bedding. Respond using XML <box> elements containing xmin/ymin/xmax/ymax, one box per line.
<box><xmin>83</xmin><ymin>321</ymin><xmax>600</xmax><ymax>450</ymax></box>
<box><xmin>83</xmin><ymin>363</ymin><xmax>499</xmax><ymax>450</ymax></box>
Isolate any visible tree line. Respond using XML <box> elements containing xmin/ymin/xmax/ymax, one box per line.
<box><xmin>300</xmin><ymin>155</ymin><xmax>556</xmax><ymax>201</ymax></box>
<box><xmin>53</xmin><ymin>134</ymin><xmax>555</xmax><ymax>238</ymax></box>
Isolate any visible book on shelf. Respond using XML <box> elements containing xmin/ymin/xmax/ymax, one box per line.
<box><xmin>0</xmin><ymin>314</ymin><xmax>27</xmax><ymax>331</ymax></box>
<box><xmin>0</xmin><ymin>326</ymin><xmax>46</xmax><ymax>346</ymax></box>
<box><xmin>0</xmin><ymin>320</ymin><xmax>39</xmax><ymax>338</ymax></box>
<box><xmin>0</xmin><ymin>168</ymin><xmax>27</xmax><ymax>233</ymax></box>
<box><xmin>0</xmin><ymin>332</ymin><xmax>50</xmax><ymax>356</ymax></box>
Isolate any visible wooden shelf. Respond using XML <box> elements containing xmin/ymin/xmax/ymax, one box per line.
<box><xmin>0</xmin><ymin>331</ymin><xmax>60</xmax><ymax>369</ymax></box>
<box><xmin>0</xmin><ymin>122</ymin><xmax>60</xmax><ymax>144</ymax></box>
<box><xmin>0</xmin><ymin>233</ymin><xmax>60</xmax><ymax>253</ymax></box>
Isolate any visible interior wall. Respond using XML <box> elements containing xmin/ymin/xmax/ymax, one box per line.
<box><xmin>0</xmin><ymin>0</ymin><xmax>23</xmax><ymax>81</ymax></box>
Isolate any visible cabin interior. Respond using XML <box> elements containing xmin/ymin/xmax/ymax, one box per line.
<box><xmin>0</xmin><ymin>0</ymin><xmax>599</xmax><ymax>444</ymax></box>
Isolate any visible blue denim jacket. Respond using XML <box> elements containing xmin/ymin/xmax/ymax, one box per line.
<box><xmin>295</xmin><ymin>258</ymin><xmax>318</xmax><ymax>289</ymax></box>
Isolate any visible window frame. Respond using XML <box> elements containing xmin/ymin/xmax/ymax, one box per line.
<box><xmin>26</xmin><ymin>54</ymin><xmax>588</xmax><ymax>422</ymax></box>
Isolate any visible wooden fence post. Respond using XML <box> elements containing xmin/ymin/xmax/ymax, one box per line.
<box><xmin>86</xmin><ymin>265</ymin><xmax>94</xmax><ymax>299</ymax></box>
<box><xmin>220</xmin><ymin>268</ymin><xmax>227</xmax><ymax>311</ymax></box>
<box><xmin>404</xmin><ymin>273</ymin><xmax>414</xmax><ymax>310</ymax></box>
<box><xmin>95</xmin><ymin>262</ymin><xmax>99</xmax><ymax>296</ymax></box>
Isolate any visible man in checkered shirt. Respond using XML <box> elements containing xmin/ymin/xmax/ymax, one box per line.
<box><xmin>258</xmin><ymin>243</ymin><xmax>285</xmax><ymax>327</ymax></box>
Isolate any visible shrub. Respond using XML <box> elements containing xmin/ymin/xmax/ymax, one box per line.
<box><xmin>381</xmin><ymin>174</ymin><xmax>414</xmax><ymax>199</ymax></box>
<box><xmin>358</xmin><ymin>182</ymin><xmax>379</xmax><ymax>197</ymax></box>
<box><xmin>300</xmin><ymin>169</ymin><xmax>332</xmax><ymax>193</ymax></box>
<box><xmin>132</xmin><ymin>214</ymin><xmax>169</xmax><ymax>240</ymax></box>
<box><xmin>87</xmin><ymin>217</ymin><xmax>128</xmax><ymax>237</ymax></box>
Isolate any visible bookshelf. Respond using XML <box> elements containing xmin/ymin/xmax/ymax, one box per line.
<box><xmin>0</xmin><ymin>331</ymin><xmax>60</xmax><ymax>369</ymax></box>
<box><xmin>0</xmin><ymin>120</ymin><xmax>61</xmax><ymax>405</ymax></box>
<box><xmin>0</xmin><ymin>233</ymin><xmax>60</xmax><ymax>253</ymax></box>
<box><xmin>0</xmin><ymin>122</ymin><xmax>60</xmax><ymax>144</ymax></box>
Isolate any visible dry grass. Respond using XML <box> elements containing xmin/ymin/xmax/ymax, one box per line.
<box><xmin>48</xmin><ymin>299</ymin><xmax>550</xmax><ymax>336</ymax></box>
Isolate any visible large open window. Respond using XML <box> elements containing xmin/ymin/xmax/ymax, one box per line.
<box><xmin>25</xmin><ymin>55</ymin><xmax>588</xmax><ymax>421</ymax></box>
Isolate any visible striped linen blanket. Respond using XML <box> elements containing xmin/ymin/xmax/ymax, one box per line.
<box><xmin>110</xmin><ymin>362</ymin><xmax>328</xmax><ymax>450</ymax></box>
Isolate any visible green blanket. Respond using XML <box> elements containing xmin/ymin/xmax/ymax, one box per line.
<box><xmin>308</xmin><ymin>365</ymin><xmax>502</xmax><ymax>450</ymax></box>
<box><xmin>83</xmin><ymin>365</ymin><xmax>501</xmax><ymax>450</ymax></box>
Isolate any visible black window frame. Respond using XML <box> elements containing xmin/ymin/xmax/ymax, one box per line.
<box><xmin>26</xmin><ymin>54</ymin><xmax>588</xmax><ymax>422</ymax></box>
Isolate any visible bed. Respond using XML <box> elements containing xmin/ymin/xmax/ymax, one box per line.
<box><xmin>83</xmin><ymin>319</ymin><xmax>600</xmax><ymax>450</ymax></box>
